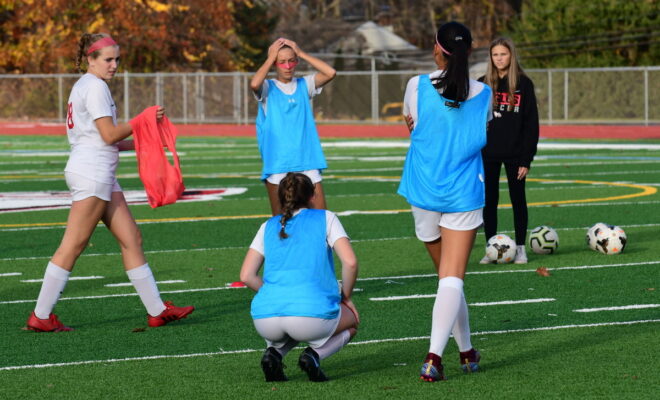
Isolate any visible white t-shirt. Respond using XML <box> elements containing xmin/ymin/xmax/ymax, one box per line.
<box><xmin>249</xmin><ymin>209</ymin><xmax>348</xmax><ymax>256</ymax></box>
<box><xmin>403</xmin><ymin>70</ymin><xmax>492</xmax><ymax>129</ymax></box>
<box><xmin>64</xmin><ymin>73</ymin><xmax>119</xmax><ymax>184</ymax></box>
<box><xmin>253</xmin><ymin>74</ymin><xmax>321</xmax><ymax>115</ymax></box>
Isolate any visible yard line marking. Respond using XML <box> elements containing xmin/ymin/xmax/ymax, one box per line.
<box><xmin>20</xmin><ymin>275</ymin><xmax>104</xmax><ymax>283</ymax></box>
<box><xmin>1</xmin><ymin>319</ymin><xmax>657</xmax><ymax>372</ymax></box>
<box><xmin>0</xmin><ymin>285</ymin><xmax>245</xmax><ymax>305</ymax></box>
<box><xmin>0</xmin><ymin>272</ymin><xmax>21</xmax><ymax>277</ymax></box>
<box><xmin>104</xmin><ymin>280</ymin><xmax>186</xmax><ymax>287</ymax></box>
<box><xmin>573</xmin><ymin>304</ymin><xmax>660</xmax><ymax>313</ymax></box>
<box><xmin>358</xmin><ymin>260</ymin><xmax>660</xmax><ymax>281</ymax></box>
<box><xmin>2</xmin><ymin>261</ymin><xmax>657</xmax><ymax>304</ymax></box>
<box><xmin>369</xmin><ymin>295</ymin><xmax>556</xmax><ymax>305</ymax></box>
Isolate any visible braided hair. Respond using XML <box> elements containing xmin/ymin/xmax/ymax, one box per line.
<box><xmin>75</xmin><ymin>33</ymin><xmax>113</xmax><ymax>73</ymax></box>
<box><xmin>432</xmin><ymin>22</ymin><xmax>473</xmax><ymax>108</ymax></box>
<box><xmin>277</xmin><ymin>172</ymin><xmax>315</xmax><ymax>239</ymax></box>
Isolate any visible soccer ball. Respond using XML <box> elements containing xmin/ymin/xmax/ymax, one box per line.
<box><xmin>528</xmin><ymin>225</ymin><xmax>559</xmax><ymax>254</ymax></box>
<box><xmin>586</xmin><ymin>222</ymin><xmax>610</xmax><ymax>251</ymax></box>
<box><xmin>485</xmin><ymin>234</ymin><xmax>517</xmax><ymax>264</ymax></box>
<box><xmin>589</xmin><ymin>224</ymin><xmax>627</xmax><ymax>255</ymax></box>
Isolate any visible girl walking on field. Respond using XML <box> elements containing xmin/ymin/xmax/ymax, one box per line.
<box><xmin>250</xmin><ymin>38</ymin><xmax>336</xmax><ymax>215</ymax></box>
<box><xmin>399</xmin><ymin>22</ymin><xmax>490</xmax><ymax>381</ymax></box>
<box><xmin>26</xmin><ymin>33</ymin><xmax>194</xmax><ymax>332</ymax></box>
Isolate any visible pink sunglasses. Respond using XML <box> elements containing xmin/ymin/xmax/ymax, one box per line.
<box><xmin>276</xmin><ymin>60</ymin><xmax>298</xmax><ymax>69</ymax></box>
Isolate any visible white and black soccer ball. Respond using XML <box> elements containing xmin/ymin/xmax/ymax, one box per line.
<box><xmin>591</xmin><ymin>224</ymin><xmax>627</xmax><ymax>255</ymax></box>
<box><xmin>586</xmin><ymin>222</ymin><xmax>610</xmax><ymax>251</ymax></box>
<box><xmin>528</xmin><ymin>225</ymin><xmax>559</xmax><ymax>254</ymax></box>
<box><xmin>485</xmin><ymin>234</ymin><xmax>517</xmax><ymax>264</ymax></box>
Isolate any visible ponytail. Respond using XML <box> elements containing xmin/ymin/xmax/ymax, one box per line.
<box><xmin>277</xmin><ymin>173</ymin><xmax>315</xmax><ymax>239</ymax></box>
<box><xmin>433</xmin><ymin>22</ymin><xmax>473</xmax><ymax>108</ymax></box>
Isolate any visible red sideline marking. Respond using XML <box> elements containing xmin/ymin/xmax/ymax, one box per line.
<box><xmin>1</xmin><ymin>122</ymin><xmax>658</xmax><ymax>139</ymax></box>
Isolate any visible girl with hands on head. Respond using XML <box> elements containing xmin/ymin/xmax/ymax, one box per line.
<box><xmin>250</xmin><ymin>38</ymin><xmax>336</xmax><ymax>216</ymax></box>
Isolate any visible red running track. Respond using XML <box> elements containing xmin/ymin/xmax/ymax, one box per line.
<box><xmin>0</xmin><ymin>122</ymin><xmax>659</xmax><ymax>139</ymax></box>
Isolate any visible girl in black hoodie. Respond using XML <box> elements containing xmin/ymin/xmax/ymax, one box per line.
<box><xmin>478</xmin><ymin>37</ymin><xmax>539</xmax><ymax>264</ymax></box>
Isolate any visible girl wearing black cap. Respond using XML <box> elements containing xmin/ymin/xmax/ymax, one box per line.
<box><xmin>399</xmin><ymin>21</ymin><xmax>490</xmax><ymax>382</ymax></box>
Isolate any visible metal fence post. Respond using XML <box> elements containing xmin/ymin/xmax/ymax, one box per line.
<box><xmin>182</xmin><ymin>74</ymin><xmax>188</xmax><ymax>124</ymax></box>
<box><xmin>547</xmin><ymin>70</ymin><xmax>552</xmax><ymax>125</ymax></box>
<box><xmin>371</xmin><ymin>57</ymin><xmax>379</xmax><ymax>123</ymax></box>
<box><xmin>563</xmin><ymin>70</ymin><xmax>568</xmax><ymax>121</ymax></box>
<box><xmin>57</xmin><ymin>75</ymin><xmax>63</xmax><ymax>123</ymax></box>
<box><xmin>644</xmin><ymin>68</ymin><xmax>649</xmax><ymax>126</ymax></box>
<box><xmin>123</xmin><ymin>71</ymin><xmax>130</xmax><ymax>122</ymax></box>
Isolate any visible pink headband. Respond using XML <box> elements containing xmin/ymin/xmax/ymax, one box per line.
<box><xmin>87</xmin><ymin>37</ymin><xmax>117</xmax><ymax>55</ymax></box>
<box><xmin>435</xmin><ymin>35</ymin><xmax>452</xmax><ymax>56</ymax></box>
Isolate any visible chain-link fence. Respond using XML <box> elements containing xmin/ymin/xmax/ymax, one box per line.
<box><xmin>1</xmin><ymin>67</ymin><xmax>658</xmax><ymax>125</ymax></box>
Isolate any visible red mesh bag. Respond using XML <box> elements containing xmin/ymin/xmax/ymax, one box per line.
<box><xmin>130</xmin><ymin>106</ymin><xmax>185</xmax><ymax>208</ymax></box>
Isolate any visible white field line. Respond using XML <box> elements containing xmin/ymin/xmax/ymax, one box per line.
<box><xmin>358</xmin><ymin>260</ymin><xmax>660</xmax><ymax>282</ymax></box>
<box><xmin>368</xmin><ymin>295</ymin><xmax>556</xmax><ymax>305</ymax></box>
<box><xmin>1</xmin><ymin>319</ymin><xmax>657</xmax><ymax>372</ymax></box>
<box><xmin>573</xmin><ymin>304</ymin><xmax>660</xmax><ymax>313</ymax></box>
<box><xmin>0</xmin><ymin>286</ymin><xmax>246</xmax><ymax>305</ymax></box>
<box><xmin>0</xmin><ymin>272</ymin><xmax>21</xmax><ymax>277</ymax></box>
<box><xmin>104</xmin><ymin>280</ymin><xmax>186</xmax><ymax>287</ymax></box>
<box><xmin>20</xmin><ymin>275</ymin><xmax>104</xmax><ymax>283</ymax></box>
<box><xmin>2</xmin><ymin>261</ymin><xmax>658</xmax><ymax>305</ymax></box>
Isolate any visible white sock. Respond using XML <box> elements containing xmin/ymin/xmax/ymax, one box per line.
<box><xmin>274</xmin><ymin>338</ymin><xmax>299</xmax><ymax>357</ymax></box>
<box><xmin>451</xmin><ymin>292</ymin><xmax>473</xmax><ymax>352</ymax></box>
<box><xmin>34</xmin><ymin>262</ymin><xmax>71</xmax><ymax>319</ymax></box>
<box><xmin>126</xmin><ymin>263</ymin><xmax>165</xmax><ymax>317</ymax></box>
<box><xmin>428</xmin><ymin>276</ymin><xmax>464</xmax><ymax>356</ymax></box>
<box><xmin>313</xmin><ymin>329</ymin><xmax>352</xmax><ymax>360</ymax></box>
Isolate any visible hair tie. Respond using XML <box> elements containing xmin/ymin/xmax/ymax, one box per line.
<box><xmin>435</xmin><ymin>35</ymin><xmax>452</xmax><ymax>56</ymax></box>
<box><xmin>87</xmin><ymin>37</ymin><xmax>117</xmax><ymax>55</ymax></box>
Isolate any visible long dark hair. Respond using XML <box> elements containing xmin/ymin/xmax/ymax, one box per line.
<box><xmin>277</xmin><ymin>172</ymin><xmax>315</xmax><ymax>239</ymax></box>
<box><xmin>75</xmin><ymin>33</ymin><xmax>113</xmax><ymax>73</ymax></box>
<box><xmin>433</xmin><ymin>22</ymin><xmax>472</xmax><ymax>108</ymax></box>
<box><xmin>485</xmin><ymin>37</ymin><xmax>525</xmax><ymax>111</ymax></box>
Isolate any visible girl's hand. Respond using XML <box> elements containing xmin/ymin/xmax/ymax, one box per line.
<box><xmin>282</xmin><ymin>38</ymin><xmax>303</xmax><ymax>56</ymax></box>
<box><xmin>267</xmin><ymin>38</ymin><xmax>286</xmax><ymax>63</ymax></box>
<box><xmin>156</xmin><ymin>106</ymin><xmax>165</xmax><ymax>122</ymax></box>
<box><xmin>517</xmin><ymin>166</ymin><xmax>529</xmax><ymax>180</ymax></box>
<box><xmin>404</xmin><ymin>114</ymin><xmax>415</xmax><ymax>133</ymax></box>
<box><xmin>341</xmin><ymin>297</ymin><xmax>360</xmax><ymax>325</ymax></box>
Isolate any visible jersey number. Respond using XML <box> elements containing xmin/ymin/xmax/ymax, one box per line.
<box><xmin>67</xmin><ymin>103</ymin><xmax>74</xmax><ymax>129</ymax></box>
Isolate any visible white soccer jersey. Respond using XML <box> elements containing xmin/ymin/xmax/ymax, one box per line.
<box><xmin>64</xmin><ymin>73</ymin><xmax>120</xmax><ymax>184</ymax></box>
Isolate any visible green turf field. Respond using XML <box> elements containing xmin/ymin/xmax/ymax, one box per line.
<box><xmin>1</xmin><ymin>135</ymin><xmax>659</xmax><ymax>399</ymax></box>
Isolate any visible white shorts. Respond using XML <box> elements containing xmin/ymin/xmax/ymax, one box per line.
<box><xmin>253</xmin><ymin>311</ymin><xmax>341</xmax><ymax>349</ymax></box>
<box><xmin>65</xmin><ymin>171</ymin><xmax>121</xmax><ymax>202</ymax></box>
<box><xmin>266</xmin><ymin>169</ymin><xmax>322</xmax><ymax>185</ymax></box>
<box><xmin>411</xmin><ymin>205</ymin><xmax>483</xmax><ymax>242</ymax></box>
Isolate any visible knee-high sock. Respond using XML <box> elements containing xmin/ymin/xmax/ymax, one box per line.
<box><xmin>313</xmin><ymin>329</ymin><xmax>352</xmax><ymax>360</ymax></box>
<box><xmin>274</xmin><ymin>338</ymin><xmax>299</xmax><ymax>357</ymax></box>
<box><xmin>428</xmin><ymin>276</ymin><xmax>464</xmax><ymax>356</ymax></box>
<box><xmin>34</xmin><ymin>262</ymin><xmax>71</xmax><ymax>319</ymax></box>
<box><xmin>126</xmin><ymin>263</ymin><xmax>166</xmax><ymax>317</ymax></box>
<box><xmin>451</xmin><ymin>292</ymin><xmax>473</xmax><ymax>352</ymax></box>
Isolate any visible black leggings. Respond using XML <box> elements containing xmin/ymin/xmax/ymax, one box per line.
<box><xmin>483</xmin><ymin>160</ymin><xmax>528</xmax><ymax>245</ymax></box>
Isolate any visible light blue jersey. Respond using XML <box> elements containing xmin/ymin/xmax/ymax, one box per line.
<box><xmin>398</xmin><ymin>74</ymin><xmax>491</xmax><ymax>212</ymax></box>
<box><xmin>256</xmin><ymin>78</ymin><xmax>327</xmax><ymax>180</ymax></box>
<box><xmin>251</xmin><ymin>208</ymin><xmax>340</xmax><ymax>320</ymax></box>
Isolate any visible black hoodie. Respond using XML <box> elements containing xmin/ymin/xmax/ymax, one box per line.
<box><xmin>478</xmin><ymin>74</ymin><xmax>539</xmax><ymax>168</ymax></box>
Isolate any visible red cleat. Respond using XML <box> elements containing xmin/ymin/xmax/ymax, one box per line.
<box><xmin>147</xmin><ymin>301</ymin><xmax>194</xmax><ymax>327</ymax></box>
<box><xmin>419</xmin><ymin>352</ymin><xmax>445</xmax><ymax>382</ymax></box>
<box><xmin>26</xmin><ymin>312</ymin><xmax>73</xmax><ymax>332</ymax></box>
